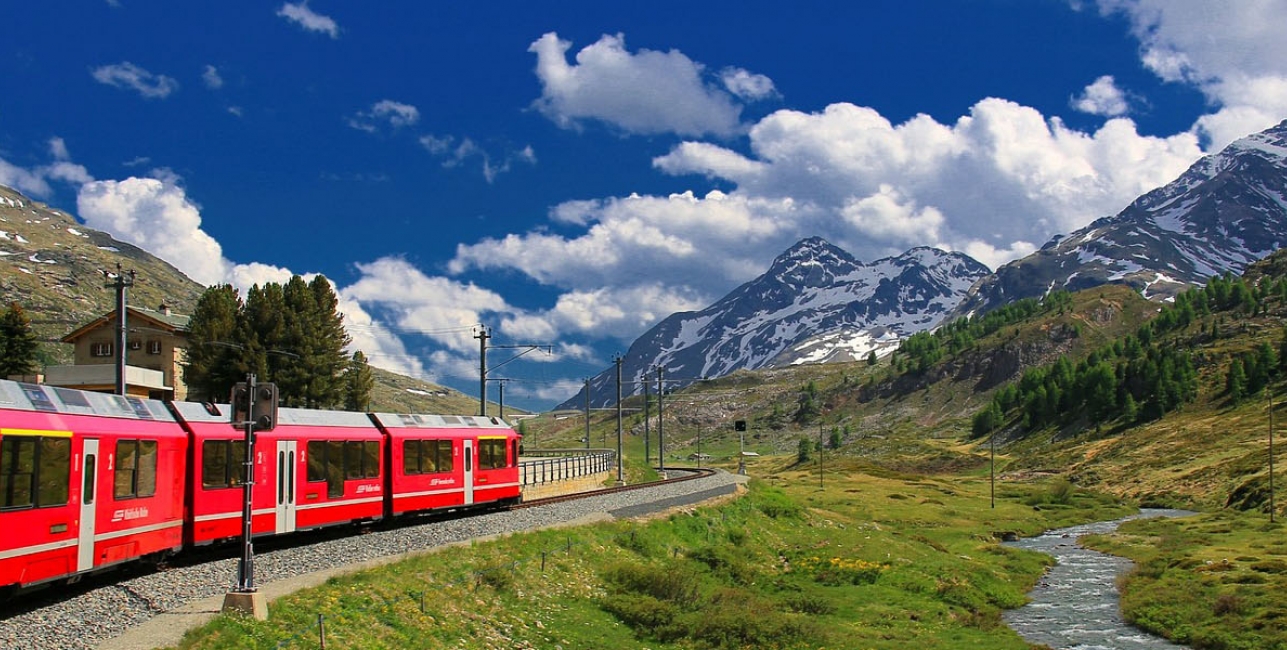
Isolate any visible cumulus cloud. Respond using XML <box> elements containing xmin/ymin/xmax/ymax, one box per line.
<box><xmin>349</xmin><ymin>100</ymin><xmax>420</xmax><ymax>132</ymax></box>
<box><xmin>528</xmin><ymin>32</ymin><xmax>748</xmax><ymax>137</ymax></box>
<box><xmin>449</xmin><ymin>97</ymin><xmax>1206</xmax><ymax>319</ymax></box>
<box><xmin>1094</xmin><ymin>0</ymin><xmax>1287</xmax><ymax>148</ymax></box>
<box><xmin>720</xmin><ymin>67</ymin><xmax>778</xmax><ymax>101</ymax></box>
<box><xmin>1072</xmin><ymin>75</ymin><xmax>1130</xmax><ymax>116</ymax></box>
<box><xmin>277</xmin><ymin>1</ymin><xmax>339</xmax><ymax>38</ymax></box>
<box><xmin>77</xmin><ymin>178</ymin><xmax>230</xmax><ymax>285</ymax></box>
<box><xmin>91</xmin><ymin>62</ymin><xmax>178</xmax><ymax>99</ymax></box>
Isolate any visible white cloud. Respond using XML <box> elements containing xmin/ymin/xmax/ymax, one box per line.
<box><xmin>77</xmin><ymin>178</ymin><xmax>229</xmax><ymax>285</ymax></box>
<box><xmin>448</xmin><ymin>96</ymin><xmax>1206</xmax><ymax>335</ymax></box>
<box><xmin>1094</xmin><ymin>0</ymin><xmax>1287</xmax><ymax>148</ymax></box>
<box><xmin>720</xmin><ymin>67</ymin><xmax>778</xmax><ymax>101</ymax></box>
<box><xmin>528</xmin><ymin>32</ymin><xmax>745</xmax><ymax>137</ymax></box>
<box><xmin>841</xmin><ymin>185</ymin><xmax>945</xmax><ymax>245</ymax></box>
<box><xmin>418</xmin><ymin>134</ymin><xmax>535</xmax><ymax>183</ymax></box>
<box><xmin>202</xmin><ymin>64</ymin><xmax>224</xmax><ymax>89</ymax></box>
<box><xmin>349</xmin><ymin>99</ymin><xmax>420</xmax><ymax>132</ymax></box>
<box><xmin>276</xmin><ymin>1</ymin><xmax>339</xmax><ymax>39</ymax></box>
<box><xmin>91</xmin><ymin>62</ymin><xmax>178</xmax><ymax>99</ymax></box>
<box><xmin>1072</xmin><ymin>75</ymin><xmax>1130</xmax><ymax>116</ymax></box>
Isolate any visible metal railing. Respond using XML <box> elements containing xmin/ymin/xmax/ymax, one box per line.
<box><xmin>519</xmin><ymin>450</ymin><xmax>615</xmax><ymax>485</ymax></box>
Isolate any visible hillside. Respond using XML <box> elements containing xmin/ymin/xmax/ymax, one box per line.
<box><xmin>0</xmin><ymin>185</ymin><xmax>205</xmax><ymax>363</ymax></box>
<box><xmin>0</xmin><ymin>184</ymin><xmax>501</xmax><ymax>416</ymax></box>
<box><xmin>526</xmin><ymin>256</ymin><xmax>1287</xmax><ymax>512</ymax></box>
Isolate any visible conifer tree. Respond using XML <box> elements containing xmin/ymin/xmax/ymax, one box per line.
<box><xmin>182</xmin><ymin>285</ymin><xmax>243</xmax><ymax>402</ymax></box>
<box><xmin>0</xmin><ymin>303</ymin><xmax>39</xmax><ymax>378</ymax></box>
<box><xmin>1227</xmin><ymin>358</ymin><xmax>1247</xmax><ymax>403</ymax></box>
<box><xmin>343</xmin><ymin>350</ymin><xmax>375</xmax><ymax>412</ymax></box>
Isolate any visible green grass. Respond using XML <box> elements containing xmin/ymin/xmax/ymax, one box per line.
<box><xmin>1082</xmin><ymin>510</ymin><xmax>1287</xmax><ymax>650</ymax></box>
<box><xmin>168</xmin><ymin>459</ymin><xmax>1134</xmax><ymax>649</ymax></box>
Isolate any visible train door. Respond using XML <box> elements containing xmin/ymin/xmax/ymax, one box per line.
<box><xmin>275</xmin><ymin>440</ymin><xmax>297</xmax><ymax>534</ymax></box>
<box><xmin>462</xmin><ymin>439</ymin><xmax>474</xmax><ymax>505</ymax></box>
<box><xmin>77</xmin><ymin>439</ymin><xmax>99</xmax><ymax>573</ymax></box>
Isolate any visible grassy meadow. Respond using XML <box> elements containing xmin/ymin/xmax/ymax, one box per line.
<box><xmin>169</xmin><ymin>457</ymin><xmax>1136</xmax><ymax>650</ymax></box>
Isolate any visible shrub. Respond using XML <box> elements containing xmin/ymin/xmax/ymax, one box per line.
<box><xmin>601</xmin><ymin>561</ymin><xmax>701</xmax><ymax>606</ymax></box>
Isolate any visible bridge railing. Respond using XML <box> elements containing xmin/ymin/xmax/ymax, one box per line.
<box><xmin>519</xmin><ymin>450</ymin><xmax>616</xmax><ymax>485</ymax></box>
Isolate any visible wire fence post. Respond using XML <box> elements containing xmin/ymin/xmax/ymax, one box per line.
<box><xmin>318</xmin><ymin>613</ymin><xmax>326</xmax><ymax>649</ymax></box>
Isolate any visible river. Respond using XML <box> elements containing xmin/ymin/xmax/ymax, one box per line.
<box><xmin>1003</xmin><ymin>508</ymin><xmax>1196</xmax><ymax>650</ymax></box>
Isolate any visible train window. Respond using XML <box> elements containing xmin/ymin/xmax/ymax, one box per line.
<box><xmin>1</xmin><ymin>436</ymin><xmax>70</xmax><ymax>509</ymax></box>
<box><xmin>363</xmin><ymin>441</ymin><xmax>379</xmax><ymax>479</ymax></box>
<box><xmin>202</xmin><ymin>440</ymin><xmax>245</xmax><ymax>489</ymax></box>
<box><xmin>511</xmin><ymin>439</ymin><xmax>519</xmax><ymax>468</ymax></box>
<box><xmin>325</xmin><ymin>440</ymin><xmax>344</xmax><ymax>498</ymax></box>
<box><xmin>1</xmin><ymin>437</ymin><xmax>35</xmax><ymax>508</ymax></box>
<box><xmin>402</xmin><ymin>439</ymin><xmax>453</xmax><ymax>475</ymax></box>
<box><xmin>437</xmin><ymin>440</ymin><xmax>453</xmax><ymax>473</ymax></box>
<box><xmin>478</xmin><ymin>439</ymin><xmax>507</xmax><ymax>470</ymax></box>
<box><xmin>343</xmin><ymin>441</ymin><xmax>363</xmax><ymax>480</ymax></box>
<box><xmin>402</xmin><ymin>439</ymin><xmax>421</xmax><ymax>475</ymax></box>
<box><xmin>114</xmin><ymin>440</ymin><xmax>158</xmax><ymax>499</ymax></box>
<box><xmin>306</xmin><ymin>441</ymin><xmax>326</xmax><ymax>483</ymax></box>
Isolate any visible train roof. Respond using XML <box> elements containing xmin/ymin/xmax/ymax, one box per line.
<box><xmin>168</xmin><ymin>400</ymin><xmax>378</xmax><ymax>429</ymax></box>
<box><xmin>369</xmin><ymin>412</ymin><xmax>512</xmax><ymax>431</ymax></box>
<box><xmin>0</xmin><ymin>379</ymin><xmax>175</xmax><ymax>422</ymax></box>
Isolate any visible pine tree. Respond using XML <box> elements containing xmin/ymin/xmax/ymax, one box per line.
<box><xmin>0</xmin><ymin>303</ymin><xmax>39</xmax><ymax>378</ymax></box>
<box><xmin>343</xmin><ymin>350</ymin><xmax>375</xmax><ymax>412</ymax></box>
<box><xmin>866</xmin><ymin>350</ymin><xmax>877</xmax><ymax>366</ymax></box>
<box><xmin>1227</xmin><ymin>358</ymin><xmax>1247</xmax><ymax>404</ymax></box>
<box><xmin>182</xmin><ymin>285</ymin><xmax>243</xmax><ymax>401</ymax></box>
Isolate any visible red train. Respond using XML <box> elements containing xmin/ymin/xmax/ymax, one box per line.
<box><xmin>0</xmin><ymin>379</ymin><xmax>521</xmax><ymax>592</ymax></box>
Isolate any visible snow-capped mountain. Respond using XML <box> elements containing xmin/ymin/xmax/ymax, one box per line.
<box><xmin>955</xmin><ymin>118</ymin><xmax>1287</xmax><ymax>316</ymax></box>
<box><xmin>558</xmin><ymin>237</ymin><xmax>988</xmax><ymax>409</ymax></box>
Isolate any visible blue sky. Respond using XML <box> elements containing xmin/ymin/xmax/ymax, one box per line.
<box><xmin>3</xmin><ymin>1</ymin><xmax>1287</xmax><ymax>411</ymax></box>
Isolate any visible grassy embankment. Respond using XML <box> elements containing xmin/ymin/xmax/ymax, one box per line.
<box><xmin>169</xmin><ymin>456</ymin><xmax>1132</xmax><ymax>650</ymax></box>
<box><xmin>1083</xmin><ymin>511</ymin><xmax>1287</xmax><ymax>650</ymax></box>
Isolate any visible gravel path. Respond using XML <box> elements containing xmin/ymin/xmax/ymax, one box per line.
<box><xmin>0</xmin><ymin>471</ymin><xmax>744</xmax><ymax>650</ymax></box>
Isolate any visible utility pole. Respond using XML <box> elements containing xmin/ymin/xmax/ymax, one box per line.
<box><xmin>615</xmin><ymin>355</ymin><xmax>624</xmax><ymax>485</ymax></box>
<box><xmin>583</xmin><ymin>378</ymin><xmax>591</xmax><ymax>449</ymax></box>
<box><xmin>474</xmin><ymin>326</ymin><xmax>491</xmax><ymax>416</ymax></box>
<box><xmin>990</xmin><ymin>425</ymin><xmax>997</xmax><ymax>509</ymax></box>
<box><xmin>643</xmin><ymin>376</ymin><xmax>651</xmax><ymax>465</ymax></box>
<box><xmin>1271</xmin><ymin>390</ymin><xmax>1276</xmax><ymax>523</ymax></box>
<box><xmin>475</xmin><ymin>326</ymin><xmax>550</xmax><ymax>418</ymax></box>
<box><xmin>657</xmin><ymin>367</ymin><xmax>665</xmax><ymax>473</ymax></box>
<box><xmin>105</xmin><ymin>264</ymin><xmax>135</xmax><ymax>396</ymax></box>
<box><xmin>818</xmin><ymin>422</ymin><xmax>824</xmax><ymax>489</ymax></box>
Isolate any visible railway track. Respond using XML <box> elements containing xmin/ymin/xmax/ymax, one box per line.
<box><xmin>0</xmin><ymin>467</ymin><xmax>740</xmax><ymax>650</ymax></box>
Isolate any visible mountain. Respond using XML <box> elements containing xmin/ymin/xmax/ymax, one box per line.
<box><xmin>558</xmin><ymin>237</ymin><xmax>988</xmax><ymax>409</ymax></box>
<box><xmin>0</xmin><ymin>184</ymin><xmax>494</xmax><ymax>415</ymax></box>
<box><xmin>955</xmin><ymin>119</ymin><xmax>1287</xmax><ymax>316</ymax></box>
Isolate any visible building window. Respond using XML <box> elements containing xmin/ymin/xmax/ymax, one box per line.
<box><xmin>147</xmin><ymin>340</ymin><xmax>162</xmax><ymax>355</ymax></box>
<box><xmin>128</xmin><ymin>340</ymin><xmax>142</xmax><ymax>350</ymax></box>
<box><xmin>90</xmin><ymin>342</ymin><xmax>114</xmax><ymax>357</ymax></box>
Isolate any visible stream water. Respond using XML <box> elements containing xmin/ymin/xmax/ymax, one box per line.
<box><xmin>1002</xmin><ymin>508</ymin><xmax>1196</xmax><ymax>650</ymax></box>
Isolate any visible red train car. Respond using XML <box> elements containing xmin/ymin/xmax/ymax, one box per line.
<box><xmin>370</xmin><ymin>413</ymin><xmax>521</xmax><ymax>516</ymax></box>
<box><xmin>168</xmin><ymin>402</ymin><xmax>385</xmax><ymax>545</ymax></box>
<box><xmin>0</xmin><ymin>380</ymin><xmax>186</xmax><ymax>590</ymax></box>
